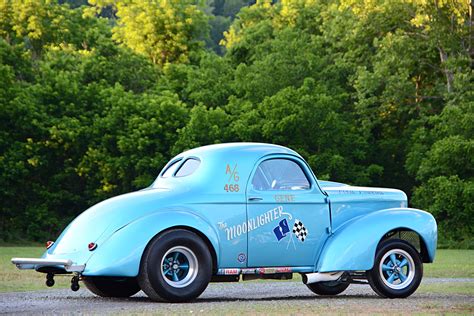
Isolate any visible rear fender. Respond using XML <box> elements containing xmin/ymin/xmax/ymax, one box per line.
<box><xmin>317</xmin><ymin>208</ymin><xmax>437</xmax><ymax>272</ymax></box>
<box><xmin>83</xmin><ymin>209</ymin><xmax>220</xmax><ymax>277</ymax></box>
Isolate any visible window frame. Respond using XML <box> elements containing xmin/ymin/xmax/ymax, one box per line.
<box><xmin>173</xmin><ymin>157</ymin><xmax>201</xmax><ymax>178</ymax></box>
<box><xmin>250</xmin><ymin>156</ymin><xmax>312</xmax><ymax>192</ymax></box>
<box><xmin>160</xmin><ymin>158</ymin><xmax>183</xmax><ymax>178</ymax></box>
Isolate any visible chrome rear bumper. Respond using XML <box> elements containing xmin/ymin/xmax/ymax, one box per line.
<box><xmin>11</xmin><ymin>258</ymin><xmax>85</xmax><ymax>273</ymax></box>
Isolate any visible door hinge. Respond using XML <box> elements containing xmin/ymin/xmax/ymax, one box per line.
<box><xmin>326</xmin><ymin>226</ymin><xmax>332</xmax><ymax>235</ymax></box>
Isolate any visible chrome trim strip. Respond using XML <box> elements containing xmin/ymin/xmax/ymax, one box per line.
<box><xmin>216</xmin><ymin>266</ymin><xmax>314</xmax><ymax>276</ymax></box>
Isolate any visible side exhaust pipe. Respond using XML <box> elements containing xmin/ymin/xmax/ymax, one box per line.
<box><xmin>302</xmin><ymin>271</ymin><xmax>344</xmax><ymax>285</ymax></box>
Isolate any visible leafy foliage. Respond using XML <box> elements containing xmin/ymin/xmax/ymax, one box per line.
<box><xmin>110</xmin><ymin>0</ymin><xmax>209</xmax><ymax>65</ymax></box>
<box><xmin>0</xmin><ymin>0</ymin><xmax>472</xmax><ymax>247</ymax></box>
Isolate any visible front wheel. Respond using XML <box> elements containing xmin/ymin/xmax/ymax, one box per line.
<box><xmin>367</xmin><ymin>239</ymin><xmax>422</xmax><ymax>298</ymax></box>
<box><xmin>306</xmin><ymin>281</ymin><xmax>350</xmax><ymax>296</ymax></box>
<box><xmin>138</xmin><ymin>229</ymin><xmax>212</xmax><ymax>302</ymax></box>
<box><xmin>83</xmin><ymin>277</ymin><xmax>140</xmax><ymax>297</ymax></box>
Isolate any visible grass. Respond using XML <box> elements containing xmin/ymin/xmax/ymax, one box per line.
<box><xmin>424</xmin><ymin>249</ymin><xmax>474</xmax><ymax>278</ymax></box>
<box><xmin>0</xmin><ymin>247</ymin><xmax>71</xmax><ymax>292</ymax></box>
<box><xmin>0</xmin><ymin>247</ymin><xmax>473</xmax><ymax>293</ymax></box>
<box><xmin>418</xmin><ymin>282</ymin><xmax>474</xmax><ymax>295</ymax></box>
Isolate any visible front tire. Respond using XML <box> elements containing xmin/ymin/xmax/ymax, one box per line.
<box><xmin>367</xmin><ymin>239</ymin><xmax>422</xmax><ymax>298</ymax></box>
<box><xmin>83</xmin><ymin>277</ymin><xmax>140</xmax><ymax>297</ymax></box>
<box><xmin>138</xmin><ymin>229</ymin><xmax>212</xmax><ymax>302</ymax></box>
<box><xmin>307</xmin><ymin>281</ymin><xmax>350</xmax><ymax>296</ymax></box>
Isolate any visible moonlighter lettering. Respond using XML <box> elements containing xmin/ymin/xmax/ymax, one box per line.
<box><xmin>225</xmin><ymin>206</ymin><xmax>285</xmax><ymax>240</ymax></box>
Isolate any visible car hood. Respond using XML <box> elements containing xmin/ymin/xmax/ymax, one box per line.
<box><xmin>49</xmin><ymin>187</ymin><xmax>174</xmax><ymax>256</ymax></box>
<box><xmin>322</xmin><ymin>183</ymin><xmax>408</xmax><ymax>231</ymax></box>
<box><xmin>323</xmin><ymin>184</ymin><xmax>407</xmax><ymax>204</ymax></box>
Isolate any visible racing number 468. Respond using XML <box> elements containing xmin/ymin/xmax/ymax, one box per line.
<box><xmin>224</xmin><ymin>184</ymin><xmax>239</xmax><ymax>192</ymax></box>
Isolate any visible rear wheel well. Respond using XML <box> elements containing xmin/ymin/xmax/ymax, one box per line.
<box><xmin>379</xmin><ymin>228</ymin><xmax>430</xmax><ymax>263</ymax></box>
<box><xmin>142</xmin><ymin>226</ymin><xmax>218</xmax><ymax>274</ymax></box>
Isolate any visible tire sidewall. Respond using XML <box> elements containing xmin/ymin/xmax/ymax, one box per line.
<box><xmin>368</xmin><ymin>239</ymin><xmax>423</xmax><ymax>298</ymax></box>
<box><xmin>141</xmin><ymin>229</ymin><xmax>212</xmax><ymax>302</ymax></box>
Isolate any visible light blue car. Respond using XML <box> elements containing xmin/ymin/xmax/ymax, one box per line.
<box><xmin>12</xmin><ymin>143</ymin><xmax>437</xmax><ymax>302</ymax></box>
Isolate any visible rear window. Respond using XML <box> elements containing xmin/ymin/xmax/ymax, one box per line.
<box><xmin>175</xmin><ymin>158</ymin><xmax>201</xmax><ymax>177</ymax></box>
<box><xmin>161</xmin><ymin>159</ymin><xmax>181</xmax><ymax>178</ymax></box>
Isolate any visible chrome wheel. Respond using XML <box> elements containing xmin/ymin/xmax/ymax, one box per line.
<box><xmin>368</xmin><ymin>239</ymin><xmax>423</xmax><ymax>298</ymax></box>
<box><xmin>160</xmin><ymin>246</ymin><xmax>198</xmax><ymax>288</ymax></box>
<box><xmin>379</xmin><ymin>248</ymin><xmax>415</xmax><ymax>290</ymax></box>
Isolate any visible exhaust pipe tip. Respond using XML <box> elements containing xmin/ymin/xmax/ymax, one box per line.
<box><xmin>302</xmin><ymin>274</ymin><xmax>308</xmax><ymax>284</ymax></box>
<box><xmin>302</xmin><ymin>272</ymin><xmax>344</xmax><ymax>285</ymax></box>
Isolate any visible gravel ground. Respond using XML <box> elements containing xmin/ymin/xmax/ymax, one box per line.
<box><xmin>1</xmin><ymin>278</ymin><xmax>473</xmax><ymax>315</ymax></box>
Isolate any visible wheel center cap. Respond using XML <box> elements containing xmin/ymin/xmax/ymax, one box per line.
<box><xmin>172</xmin><ymin>264</ymin><xmax>179</xmax><ymax>270</ymax></box>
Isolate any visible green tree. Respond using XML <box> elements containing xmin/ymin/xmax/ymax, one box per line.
<box><xmin>0</xmin><ymin>0</ymin><xmax>106</xmax><ymax>57</ymax></box>
<box><xmin>77</xmin><ymin>86</ymin><xmax>188</xmax><ymax>200</ymax></box>
<box><xmin>407</xmin><ymin>71</ymin><xmax>473</xmax><ymax>247</ymax></box>
<box><xmin>106</xmin><ymin>0</ymin><xmax>209</xmax><ymax>66</ymax></box>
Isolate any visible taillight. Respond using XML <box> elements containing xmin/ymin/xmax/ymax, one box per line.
<box><xmin>46</xmin><ymin>241</ymin><xmax>54</xmax><ymax>249</ymax></box>
<box><xmin>88</xmin><ymin>242</ymin><xmax>97</xmax><ymax>251</ymax></box>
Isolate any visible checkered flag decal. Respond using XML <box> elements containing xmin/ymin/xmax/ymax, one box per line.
<box><xmin>292</xmin><ymin>219</ymin><xmax>307</xmax><ymax>242</ymax></box>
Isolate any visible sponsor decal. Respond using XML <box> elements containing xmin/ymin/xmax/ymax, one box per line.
<box><xmin>217</xmin><ymin>268</ymin><xmax>241</xmax><ymax>275</ymax></box>
<box><xmin>273</xmin><ymin>218</ymin><xmax>309</xmax><ymax>249</ymax></box>
<box><xmin>257</xmin><ymin>268</ymin><xmax>268</xmax><ymax>274</ymax></box>
<box><xmin>335</xmin><ymin>189</ymin><xmax>384</xmax><ymax>195</ymax></box>
<box><xmin>219</xmin><ymin>206</ymin><xmax>292</xmax><ymax>241</ymax></box>
<box><xmin>273</xmin><ymin>218</ymin><xmax>290</xmax><ymax>241</ymax></box>
<box><xmin>219</xmin><ymin>267</ymin><xmax>293</xmax><ymax>275</ymax></box>
<box><xmin>218</xmin><ymin>206</ymin><xmax>308</xmax><ymax>248</ymax></box>
<box><xmin>274</xmin><ymin>194</ymin><xmax>295</xmax><ymax>202</ymax></box>
<box><xmin>257</xmin><ymin>267</ymin><xmax>292</xmax><ymax>274</ymax></box>
<box><xmin>275</xmin><ymin>267</ymin><xmax>292</xmax><ymax>273</ymax></box>
<box><xmin>237</xmin><ymin>253</ymin><xmax>246</xmax><ymax>263</ymax></box>
<box><xmin>293</xmin><ymin>219</ymin><xmax>308</xmax><ymax>242</ymax></box>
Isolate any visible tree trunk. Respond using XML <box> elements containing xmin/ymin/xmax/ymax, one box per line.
<box><xmin>469</xmin><ymin>0</ymin><xmax>474</xmax><ymax>67</ymax></box>
<box><xmin>438</xmin><ymin>46</ymin><xmax>454</xmax><ymax>93</ymax></box>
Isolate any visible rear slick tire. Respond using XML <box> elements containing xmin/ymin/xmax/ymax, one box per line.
<box><xmin>367</xmin><ymin>239</ymin><xmax>423</xmax><ymax>298</ymax></box>
<box><xmin>138</xmin><ymin>229</ymin><xmax>212</xmax><ymax>302</ymax></box>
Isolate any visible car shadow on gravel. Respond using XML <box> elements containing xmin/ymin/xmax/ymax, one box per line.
<box><xmin>66</xmin><ymin>293</ymin><xmax>382</xmax><ymax>304</ymax></box>
<box><xmin>195</xmin><ymin>294</ymin><xmax>382</xmax><ymax>303</ymax></box>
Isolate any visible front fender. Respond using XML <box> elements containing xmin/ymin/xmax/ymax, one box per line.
<box><xmin>317</xmin><ymin>208</ymin><xmax>437</xmax><ymax>272</ymax></box>
<box><xmin>83</xmin><ymin>209</ymin><xmax>220</xmax><ymax>277</ymax></box>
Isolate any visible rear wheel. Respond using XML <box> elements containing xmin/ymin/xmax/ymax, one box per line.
<box><xmin>138</xmin><ymin>229</ymin><xmax>212</xmax><ymax>302</ymax></box>
<box><xmin>83</xmin><ymin>277</ymin><xmax>140</xmax><ymax>297</ymax></box>
<box><xmin>307</xmin><ymin>281</ymin><xmax>350</xmax><ymax>296</ymax></box>
<box><xmin>367</xmin><ymin>239</ymin><xmax>422</xmax><ymax>298</ymax></box>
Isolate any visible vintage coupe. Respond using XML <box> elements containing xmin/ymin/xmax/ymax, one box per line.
<box><xmin>12</xmin><ymin>143</ymin><xmax>437</xmax><ymax>302</ymax></box>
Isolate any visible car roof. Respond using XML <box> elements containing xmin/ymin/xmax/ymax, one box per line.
<box><xmin>154</xmin><ymin>143</ymin><xmax>308</xmax><ymax>191</ymax></box>
<box><xmin>176</xmin><ymin>142</ymin><xmax>300</xmax><ymax>160</ymax></box>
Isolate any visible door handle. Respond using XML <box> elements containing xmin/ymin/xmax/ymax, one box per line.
<box><xmin>248</xmin><ymin>197</ymin><xmax>263</xmax><ymax>201</ymax></box>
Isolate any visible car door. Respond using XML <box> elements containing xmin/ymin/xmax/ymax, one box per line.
<box><xmin>246</xmin><ymin>155</ymin><xmax>330</xmax><ymax>267</ymax></box>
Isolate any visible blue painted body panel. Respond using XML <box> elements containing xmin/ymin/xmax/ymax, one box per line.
<box><xmin>316</xmin><ymin>208</ymin><xmax>437</xmax><ymax>272</ymax></box>
<box><xmin>40</xmin><ymin>143</ymin><xmax>437</xmax><ymax>276</ymax></box>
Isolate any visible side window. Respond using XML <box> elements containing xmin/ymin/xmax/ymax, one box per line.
<box><xmin>251</xmin><ymin>159</ymin><xmax>310</xmax><ymax>191</ymax></box>
<box><xmin>161</xmin><ymin>159</ymin><xmax>181</xmax><ymax>178</ymax></box>
<box><xmin>175</xmin><ymin>158</ymin><xmax>201</xmax><ymax>177</ymax></box>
